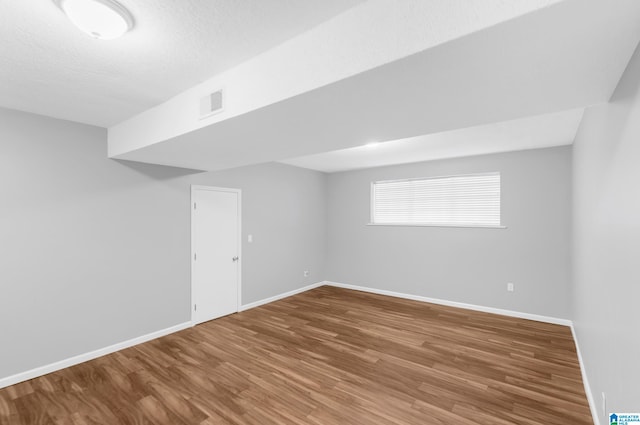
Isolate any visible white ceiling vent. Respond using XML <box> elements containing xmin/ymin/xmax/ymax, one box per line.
<box><xmin>199</xmin><ymin>89</ymin><xmax>224</xmax><ymax>119</ymax></box>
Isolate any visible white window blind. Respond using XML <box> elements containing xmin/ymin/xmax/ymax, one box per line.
<box><xmin>371</xmin><ymin>172</ymin><xmax>501</xmax><ymax>227</ymax></box>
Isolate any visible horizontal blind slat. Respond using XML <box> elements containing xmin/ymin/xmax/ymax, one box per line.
<box><xmin>372</xmin><ymin>172</ymin><xmax>501</xmax><ymax>226</ymax></box>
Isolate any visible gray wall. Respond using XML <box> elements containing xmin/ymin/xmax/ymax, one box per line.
<box><xmin>572</xmin><ymin>43</ymin><xmax>640</xmax><ymax>418</ymax></box>
<box><xmin>326</xmin><ymin>147</ymin><xmax>572</xmax><ymax>319</ymax></box>
<box><xmin>0</xmin><ymin>107</ymin><xmax>326</xmax><ymax>380</ymax></box>
<box><xmin>197</xmin><ymin>162</ymin><xmax>327</xmax><ymax>304</ymax></box>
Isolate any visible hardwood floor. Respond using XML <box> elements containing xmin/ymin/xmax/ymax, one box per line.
<box><xmin>0</xmin><ymin>286</ymin><xmax>592</xmax><ymax>424</ymax></box>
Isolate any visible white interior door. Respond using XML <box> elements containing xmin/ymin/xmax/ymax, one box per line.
<box><xmin>191</xmin><ymin>186</ymin><xmax>241</xmax><ymax>325</ymax></box>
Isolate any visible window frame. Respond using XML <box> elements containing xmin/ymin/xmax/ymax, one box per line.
<box><xmin>368</xmin><ymin>172</ymin><xmax>506</xmax><ymax>229</ymax></box>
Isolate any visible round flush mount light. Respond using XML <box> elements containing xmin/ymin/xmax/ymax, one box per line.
<box><xmin>54</xmin><ymin>0</ymin><xmax>134</xmax><ymax>40</ymax></box>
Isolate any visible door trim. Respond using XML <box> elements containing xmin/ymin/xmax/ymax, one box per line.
<box><xmin>190</xmin><ymin>185</ymin><xmax>242</xmax><ymax>324</ymax></box>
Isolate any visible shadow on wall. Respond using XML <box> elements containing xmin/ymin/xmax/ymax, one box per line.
<box><xmin>603</xmin><ymin>41</ymin><xmax>640</xmax><ymax>162</ymax></box>
<box><xmin>112</xmin><ymin>159</ymin><xmax>204</xmax><ymax>180</ymax></box>
<box><xmin>611</xmin><ymin>41</ymin><xmax>640</xmax><ymax>104</ymax></box>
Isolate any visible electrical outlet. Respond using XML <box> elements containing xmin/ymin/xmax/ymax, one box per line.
<box><xmin>303</xmin><ymin>270</ymin><xmax>310</xmax><ymax>277</ymax></box>
<box><xmin>507</xmin><ymin>282</ymin><xmax>515</xmax><ymax>292</ymax></box>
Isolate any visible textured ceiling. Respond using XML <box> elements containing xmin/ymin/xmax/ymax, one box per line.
<box><xmin>113</xmin><ymin>0</ymin><xmax>640</xmax><ymax>172</ymax></box>
<box><xmin>109</xmin><ymin>0</ymin><xmax>563</xmax><ymax>157</ymax></box>
<box><xmin>0</xmin><ymin>0</ymin><xmax>362</xmax><ymax>127</ymax></box>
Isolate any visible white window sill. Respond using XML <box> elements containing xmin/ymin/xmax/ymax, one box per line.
<box><xmin>367</xmin><ymin>223</ymin><xmax>507</xmax><ymax>229</ymax></box>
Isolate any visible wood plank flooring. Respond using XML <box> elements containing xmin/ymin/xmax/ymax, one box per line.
<box><xmin>0</xmin><ymin>286</ymin><xmax>592</xmax><ymax>424</ymax></box>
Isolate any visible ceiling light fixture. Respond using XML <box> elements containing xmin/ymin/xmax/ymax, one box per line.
<box><xmin>54</xmin><ymin>0</ymin><xmax>134</xmax><ymax>40</ymax></box>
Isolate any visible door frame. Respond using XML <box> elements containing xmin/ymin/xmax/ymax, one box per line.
<box><xmin>190</xmin><ymin>185</ymin><xmax>242</xmax><ymax>324</ymax></box>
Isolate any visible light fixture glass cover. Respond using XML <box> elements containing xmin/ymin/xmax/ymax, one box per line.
<box><xmin>55</xmin><ymin>0</ymin><xmax>134</xmax><ymax>40</ymax></box>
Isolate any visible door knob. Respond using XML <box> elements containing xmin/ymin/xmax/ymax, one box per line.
<box><xmin>232</xmin><ymin>256</ymin><xmax>239</xmax><ymax>262</ymax></box>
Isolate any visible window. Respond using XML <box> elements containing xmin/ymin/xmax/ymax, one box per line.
<box><xmin>370</xmin><ymin>172</ymin><xmax>501</xmax><ymax>227</ymax></box>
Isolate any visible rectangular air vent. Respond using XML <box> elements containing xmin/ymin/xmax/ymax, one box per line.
<box><xmin>199</xmin><ymin>89</ymin><xmax>224</xmax><ymax>119</ymax></box>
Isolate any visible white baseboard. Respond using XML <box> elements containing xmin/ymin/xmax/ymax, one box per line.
<box><xmin>571</xmin><ymin>324</ymin><xmax>599</xmax><ymax>425</ymax></box>
<box><xmin>0</xmin><ymin>321</ymin><xmax>192</xmax><ymax>390</ymax></box>
<box><xmin>0</xmin><ymin>282</ymin><xmax>326</xmax><ymax>390</ymax></box>
<box><xmin>324</xmin><ymin>281</ymin><xmax>572</xmax><ymax>326</ymax></box>
<box><xmin>239</xmin><ymin>281</ymin><xmax>325</xmax><ymax>312</ymax></box>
